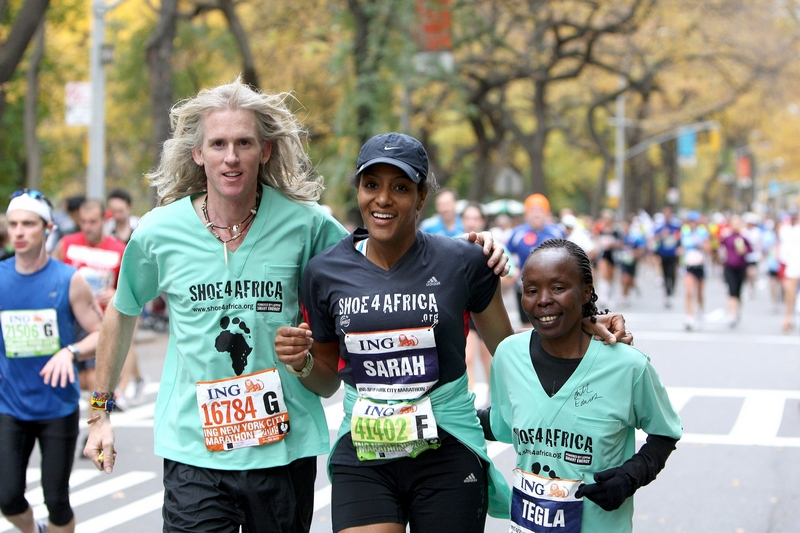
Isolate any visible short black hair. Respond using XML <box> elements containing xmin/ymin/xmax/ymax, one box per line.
<box><xmin>107</xmin><ymin>188</ymin><xmax>132</xmax><ymax>205</ymax></box>
<box><xmin>65</xmin><ymin>195</ymin><xmax>86</xmax><ymax>213</ymax></box>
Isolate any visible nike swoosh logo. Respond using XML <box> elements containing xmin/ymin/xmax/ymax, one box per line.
<box><xmin>384</xmin><ymin>146</ymin><xmax>399</xmax><ymax>150</ymax></box>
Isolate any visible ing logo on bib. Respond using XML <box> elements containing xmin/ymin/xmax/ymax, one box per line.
<box><xmin>398</xmin><ymin>334</ymin><xmax>418</xmax><ymax>347</ymax></box>
<box><xmin>245</xmin><ymin>379</ymin><xmax>264</xmax><ymax>392</ymax></box>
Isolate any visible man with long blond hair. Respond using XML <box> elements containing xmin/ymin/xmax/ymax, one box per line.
<box><xmin>84</xmin><ymin>77</ymin><xmax>348</xmax><ymax>532</ymax></box>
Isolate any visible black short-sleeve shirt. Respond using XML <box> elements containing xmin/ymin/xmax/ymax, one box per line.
<box><xmin>301</xmin><ymin>229</ymin><xmax>499</xmax><ymax>390</ymax></box>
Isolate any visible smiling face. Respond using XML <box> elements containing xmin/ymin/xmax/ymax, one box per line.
<box><xmin>191</xmin><ymin>108</ymin><xmax>272</xmax><ymax>204</ymax></box>
<box><xmin>521</xmin><ymin>247</ymin><xmax>592</xmax><ymax>341</ymax></box>
<box><xmin>357</xmin><ymin>163</ymin><xmax>427</xmax><ymax>250</ymax></box>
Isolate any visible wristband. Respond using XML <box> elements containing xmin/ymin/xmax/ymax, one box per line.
<box><xmin>90</xmin><ymin>391</ymin><xmax>116</xmax><ymax>413</ymax></box>
<box><xmin>285</xmin><ymin>351</ymin><xmax>314</xmax><ymax>378</ymax></box>
<box><xmin>66</xmin><ymin>344</ymin><xmax>80</xmax><ymax>362</ymax></box>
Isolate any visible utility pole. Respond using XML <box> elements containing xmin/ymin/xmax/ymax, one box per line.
<box><xmin>87</xmin><ymin>0</ymin><xmax>125</xmax><ymax>200</ymax></box>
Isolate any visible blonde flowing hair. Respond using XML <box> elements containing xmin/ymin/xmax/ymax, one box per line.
<box><xmin>148</xmin><ymin>76</ymin><xmax>323</xmax><ymax>205</ymax></box>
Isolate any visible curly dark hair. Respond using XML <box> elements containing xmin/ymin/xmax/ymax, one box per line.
<box><xmin>525</xmin><ymin>238</ymin><xmax>607</xmax><ymax>319</ymax></box>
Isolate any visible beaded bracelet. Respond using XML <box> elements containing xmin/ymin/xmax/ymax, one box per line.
<box><xmin>90</xmin><ymin>391</ymin><xmax>116</xmax><ymax>413</ymax></box>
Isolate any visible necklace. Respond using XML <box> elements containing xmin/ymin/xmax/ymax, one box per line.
<box><xmin>201</xmin><ymin>192</ymin><xmax>260</xmax><ymax>266</ymax></box>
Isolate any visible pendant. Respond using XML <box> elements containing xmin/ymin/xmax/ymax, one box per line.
<box><xmin>223</xmin><ymin>242</ymin><xmax>229</xmax><ymax>267</ymax></box>
<box><xmin>232</xmin><ymin>224</ymin><xmax>239</xmax><ymax>234</ymax></box>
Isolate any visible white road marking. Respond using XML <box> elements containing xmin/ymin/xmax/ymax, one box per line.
<box><xmin>75</xmin><ymin>491</ymin><xmax>164</xmax><ymax>533</ymax></box>
<box><xmin>0</xmin><ymin>472</ymin><xmax>156</xmax><ymax>532</ymax></box>
<box><xmin>17</xmin><ymin>384</ymin><xmax>793</xmax><ymax>527</ymax></box>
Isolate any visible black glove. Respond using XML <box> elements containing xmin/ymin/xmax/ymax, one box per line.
<box><xmin>575</xmin><ymin>467</ymin><xmax>635</xmax><ymax>511</ymax></box>
<box><xmin>476</xmin><ymin>407</ymin><xmax>496</xmax><ymax>441</ymax></box>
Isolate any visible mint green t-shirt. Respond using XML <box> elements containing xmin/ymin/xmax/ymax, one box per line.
<box><xmin>490</xmin><ymin>331</ymin><xmax>682</xmax><ymax>532</ymax></box>
<box><xmin>114</xmin><ymin>187</ymin><xmax>347</xmax><ymax>470</ymax></box>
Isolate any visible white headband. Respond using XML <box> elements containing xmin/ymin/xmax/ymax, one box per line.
<box><xmin>7</xmin><ymin>194</ymin><xmax>52</xmax><ymax>223</ymax></box>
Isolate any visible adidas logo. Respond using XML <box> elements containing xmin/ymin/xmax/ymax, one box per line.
<box><xmin>463</xmin><ymin>473</ymin><xmax>478</xmax><ymax>483</ymax></box>
<box><xmin>426</xmin><ymin>276</ymin><xmax>441</xmax><ymax>287</ymax></box>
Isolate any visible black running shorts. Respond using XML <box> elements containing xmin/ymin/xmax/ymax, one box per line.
<box><xmin>330</xmin><ymin>436</ymin><xmax>488</xmax><ymax>532</ymax></box>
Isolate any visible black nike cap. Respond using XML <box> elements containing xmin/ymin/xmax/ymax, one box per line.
<box><xmin>356</xmin><ymin>132</ymin><xmax>429</xmax><ymax>184</ymax></box>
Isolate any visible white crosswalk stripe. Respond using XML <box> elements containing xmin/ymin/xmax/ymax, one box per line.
<box><xmin>75</xmin><ymin>492</ymin><xmax>164</xmax><ymax>533</ymax></box>
<box><xmin>0</xmin><ymin>472</ymin><xmax>156</xmax><ymax>532</ymax></box>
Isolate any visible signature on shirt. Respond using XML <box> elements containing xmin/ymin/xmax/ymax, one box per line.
<box><xmin>574</xmin><ymin>383</ymin><xmax>601</xmax><ymax>407</ymax></box>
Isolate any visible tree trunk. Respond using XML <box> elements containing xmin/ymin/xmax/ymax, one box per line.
<box><xmin>0</xmin><ymin>0</ymin><xmax>49</xmax><ymax>167</ymax></box>
<box><xmin>145</xmin><ymin>0</ymin><xmax>178</xmax><ymax>206</ymax></box>
<box><xmin>466</xmin><ymin>117</ymin><xmax>495</xmax><ymax>202</ymax></box>
<box><xmin>345</xmin><ymin>0</ymin><xmax>395</xmax><ymax>223</ymax></box>
<box><xmin>661</xmin><ymin>140</ymin><xmax>677</xmax><ymax>209</ymax></box>
<box><xmin>0</xmin><ymin>0</ymin><xmax>50</xmax><ymax>85</ymax></box>
<box><xmin>701</xmin><ymin>159</ymin><xmax>723</xmax><ymax>211</ymax></box>
<box><xmin>586</xmin><ymin>97</ymin><xmax>616</xmax><ymax>217</ymax></box>
<box><xmin>347</xmin><ymin>0</ymin><xmax>379</xmax><ymax>146</ymax></box>
<box><xmin>527</xmin><ymin>79</ymin><xmax>549</xmax><ymax>196</ymax></box>
<box><xmin>24</xmin><ymin>19</ymin><xmax>45</xmax><ymax>190</ymax></box>
<box><xmin>591</xmin><ymin>158</ymin><xmax>612</xmax><ymax>218</ymax></box>
<box><xmin>218</xmin><ymin>0</ymin><xmax>259</xmax><ymax>88</ymax></box>
<box><xmin>628</xmin><ymin>152</ymin><xmax>653</xmax><ymax>216</ymax></box>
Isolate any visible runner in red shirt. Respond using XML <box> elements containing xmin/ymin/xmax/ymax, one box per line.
<box><xmin>53</xmin><ymin>199</ymin><xmax>125</xmax><ymax>395</ymax></box>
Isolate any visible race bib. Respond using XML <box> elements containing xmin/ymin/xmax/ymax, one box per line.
<box><xmin>1</xmin><ymin>309</ymin><xmax>61</xmax><ymax>357</ymax></box>
<box><xmin>617</xmin><ymin>250</ymin><xmax>634</xmax><ymax>265</ymax></box>
<box><xmin>345</xmin><ymin>327</ymin><xmax>439</xmax><ymax>400</ymax></box>
<box><xmin>66</xmin><ymin>244</ymin><xmax>121</xmax><ymax>269</ymax></box>
<box><xmin>351</xmin><ymin>396</ymin><xmax>440</xmax><ymax>460</ymax></box>
<box><xmin>65</xmin><ymin>245</ymin><xmax>121</xmax><ymax>296</ymax></box>
<box><xmin>196</xmin><ymin>368</ymin><xmax>290</xmax><ymax>452</ymax></box>
<box><xmin>78</xmin><ymin>266</ymin><xmax>114</xmax><ymax>298</ymax></box>
<box><xmin>510</xmin><ymin>469</ymin><xmax>583</xmax><ymax>533</ymax></box>
<box><xmin>684</xmin><ymin>249</ymin><xmax>705</xmax><ymax>266</ymax></box>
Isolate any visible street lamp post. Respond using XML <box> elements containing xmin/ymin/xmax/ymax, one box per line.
<box><xmin>87</xmin><ymin>0</ymin><xmax>125</xmax><ymax>200</ymax></box>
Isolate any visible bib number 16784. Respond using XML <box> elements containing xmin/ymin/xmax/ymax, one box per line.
<box><xmin>200</xmin><ymin>397</ymin><xmax>258</xmax><ymax>425</ymax></box>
